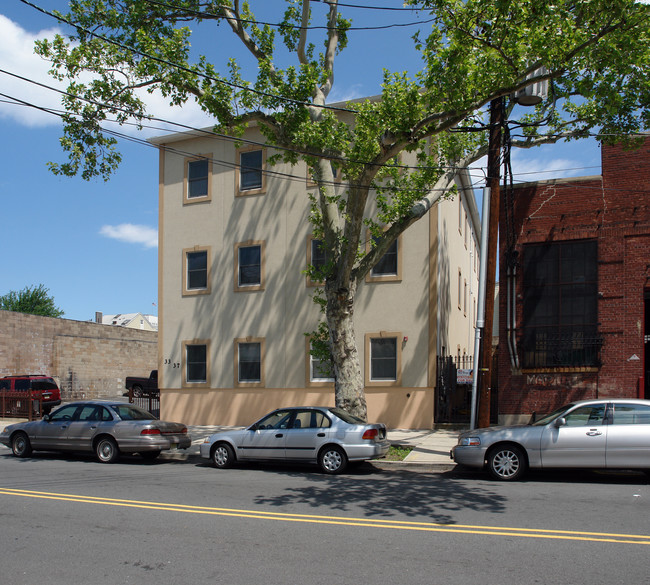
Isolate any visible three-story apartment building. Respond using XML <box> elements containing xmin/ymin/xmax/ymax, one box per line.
<box><xmin>150</xmin><ymin>121</ymin><xmax>480</xmax><ymax>428</ymax></box>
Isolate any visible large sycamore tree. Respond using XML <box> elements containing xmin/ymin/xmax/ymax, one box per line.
<box><xmin>37</xmin><ymin>0</ymin><xmax>650</xmax><ymax>419</ymax></box>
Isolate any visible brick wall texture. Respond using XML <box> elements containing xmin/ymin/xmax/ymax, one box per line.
<box><xmin>498</xmin><ymin>138</ymin><xmax>650</xmax><ymax>419</ymax></box>
<box><xmin>0</xmin><ymin>310</ymin><xmax>157</xmax><ymax>399</ymax></box>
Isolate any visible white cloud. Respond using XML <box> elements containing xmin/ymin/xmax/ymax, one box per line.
<box><xmin>100</xmin><ymin>224</ymin><xmax>158</xmax><ymax>248</ymax></box>
<box><xmin>0</xmin><ymin>15</ymin><xmax>214</xmax><ymax>135</ymax></box>
<box><xmin>510</xmin><ymin>150</ymin><xmax>598</xmax><ymax>183</ymax></box>
<box><xmin>0</xmin><ymin>15</ymin><xmax>66</xmax><ymax>127</ymax></box>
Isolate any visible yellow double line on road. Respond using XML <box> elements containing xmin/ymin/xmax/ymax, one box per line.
<box><xmin>1</xmin><ymin>487</ymin><xmax>649</xmax><ymax>545</ymax></box>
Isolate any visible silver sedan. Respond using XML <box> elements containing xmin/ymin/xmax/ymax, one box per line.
<box><xmin>451</xmin><ymin>398</ymin><xmax>650</xmax><ymax>480</ymax></box>
<box><xmin>200</xmin><ymin>406</ymin><xmax>390</xmax><ymax>474</ymax></box>
<box><xmin>0</xmin><ymin>400</ymin><xmax>191</xmax><ymax>463</ymax></box>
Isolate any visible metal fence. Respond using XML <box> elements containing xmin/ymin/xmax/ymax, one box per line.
<box><xmin>522</xmin><ymin>331</ymin><xmax>603</xmax><ymax>369</ymax></box>
<box><xmin>0</xmin><ymin>392</ymin><xmax>42</xmax><ymax>420</ymax></box>
<box><xmin>129</xmin><ymin>390</ymin><xmax>160</xmax><ymax>419</ymax></box>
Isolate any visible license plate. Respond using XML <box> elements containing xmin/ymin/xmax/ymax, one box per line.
<box><xmin>170</xmin><ymin>443</ymin><xmax>178</xmax><ymax>450</ymax></box>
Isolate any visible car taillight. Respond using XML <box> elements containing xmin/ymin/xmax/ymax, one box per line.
<box><xmin>362</xmin><ymin>429</ymin><xmax>378</xmax><ymax>440</ymax></box>
<box><xmin>140</xmin><ymin>428</ymin><xmax>161</xmax><ymax>435</ymax></box>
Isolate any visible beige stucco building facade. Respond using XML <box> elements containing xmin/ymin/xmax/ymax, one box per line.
<box><xmin>151</xmin><ymin>123</ymin><xmax>480</xmax><ymax>429</ymax></box>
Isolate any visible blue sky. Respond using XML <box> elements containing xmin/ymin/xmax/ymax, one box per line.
<box><xmin>0</xmin><ymin>1</ymin><xmax>602</xmax><ymax>322</ymax></box>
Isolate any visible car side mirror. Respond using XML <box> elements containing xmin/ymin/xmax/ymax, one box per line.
<box><xmin>553</xmin><ymin>417</ymin><xmax>566</xmax><ymax>428</ymax></box>
<box><xmin>42</xmin><ymin>414</ymin><xmax>51</xmax><ymax>422</ymax></box>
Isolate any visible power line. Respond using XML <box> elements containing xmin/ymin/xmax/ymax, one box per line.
<box><xmin>142</xmin><ymin>0</ymin><xmax>435</xmax><ymax>31</ymax></box>
<box><xmin>18</xmin><ymin>0</ymin><xmax>358</xmax><ymax>114</ymax></box>
<box><xmin>0</xmin><ymin>66</ymin><xmax>474</xmax><ymax>176</ymax></box>
<box><xmin>5</xmin><ymin>86</ymin><xmax>647</xmax><ymax>196</ymax></box>
<box><xmin>312</xmin><ymin>0</ymin><xmax>423</xmax><ymax>11</ymax></box>
<box><xmin>2</xmin><ymin>89</ymin><xmax>489</xmax><ymax>195</ymax></box>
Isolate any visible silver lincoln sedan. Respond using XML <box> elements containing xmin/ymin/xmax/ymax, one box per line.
<box><xmin>451</xmin><ymin>398</ymin><xmax>650</xmax><ymax>480</ymax></box>
<box><xmin>200</xmin><ymin>406</ymin><xmax>390</xmax><ymax>474</ymax></box>
<box><xmin>0</xmin><ymin>400</ymin><xmax>191</xmax><ymax>463</ymax></box>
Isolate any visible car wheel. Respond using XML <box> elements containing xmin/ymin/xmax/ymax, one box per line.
<box><xmin>319</xmin><ymin>445</ymin><xmax>347</xmax><ymax>474</ymax></box>
<box><xmin>12</xmin><ymin>432</ymin><xmax>32</xmax><ymax>458</ymax></box>
<box><xmin>487</xmin><ymin>444</ymin><xmax>527</xmax><ymax>481</ymax></box>
<box><xmin>96</xmin><ymin>437</ymin><xmax>120</xmax><ymax>464</ymax></box>
<box><xmin>141</xmin><ymin>450</ymin><xmax>161</xmax><ymax>461</ymax></box>
<box><xmin>211</xmin><ymin>443</ymin><xmax>235</xmax><ymax>469</ymax></box>
<box><xmin>132</xmin><ymin>385</ymin><xmax>143</xmax><ymax>398</ymax></box>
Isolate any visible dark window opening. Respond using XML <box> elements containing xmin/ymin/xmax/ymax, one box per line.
<box><xmin>522</xmin><ymin>240</ymin><xmax>600</xmax><ymax>368</ymax></box>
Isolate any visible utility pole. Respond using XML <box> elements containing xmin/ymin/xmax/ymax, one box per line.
<box><xmin>477</xmin><ymin>96</ymin><xmax>504</xmax><ymax>428</ymax></box>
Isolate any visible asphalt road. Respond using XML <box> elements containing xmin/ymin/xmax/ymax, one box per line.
<box><xmin>0</xmin><ymin>449</ymin><xmax>649</xmax><ymax>585</ymax></box>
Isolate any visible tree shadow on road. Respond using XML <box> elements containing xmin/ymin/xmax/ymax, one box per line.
<box><xmin>253</xmin><ymin>465</ymin><xmax>506</xmax><ymax>524</ymax></box>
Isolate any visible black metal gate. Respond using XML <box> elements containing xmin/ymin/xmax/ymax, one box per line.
<box><xmin>129</xmin><ymin>391</ymin><xmax>160</xmax><ymax>419</ymax></box>
<box><xmin>435</xmin><ymin>355</ymin><xmax>473</xmax><ymax>424</ymax></box>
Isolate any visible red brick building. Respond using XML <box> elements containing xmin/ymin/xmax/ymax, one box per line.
<box><xmin>497</xmin><ymin>138</ymin><xmax>650</xmax><ymax>424</ymax></box>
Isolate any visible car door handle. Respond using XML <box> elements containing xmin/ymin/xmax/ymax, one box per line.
<box><xmin>586</xmin><ymin>430</ymin><xmax>602</xmax><ymax>436</ymax></box>
<box><xmin>275</xmin><ymin>433</ymin><xmax>284</xmax><ymax>438</ymax></box>
<box><xmin>317</xmin><ymin>433</ymin><xmax>325</xmax><ymax>437</ymax></box>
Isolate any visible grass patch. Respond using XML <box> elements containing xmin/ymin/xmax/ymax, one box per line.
<box><xmin>384</xmin><ymin>444</ymin><xmax>413</xmax><ymax>461</ymax></box>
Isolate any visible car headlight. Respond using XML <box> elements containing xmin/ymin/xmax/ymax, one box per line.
<box><xmin>459</xmin><ymin>436</ymin><xmax>481</xmax><ymax>447</ymax></box>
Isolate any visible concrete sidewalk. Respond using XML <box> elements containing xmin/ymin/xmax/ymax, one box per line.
<box><xmin>388</xmin><ymin>428</ymin><xmax>459</xmax><ymax>466</ymax></box>
<box><xmin>1</xmin><ymin>417</ymin><xmax>463</xmax><ymax>469</ymax></box>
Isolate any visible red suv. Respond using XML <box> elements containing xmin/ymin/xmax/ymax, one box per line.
<box><xmin>0</xmin><ymin>375</ymin><xmax>62</xmax><ymax>413</ymax></box>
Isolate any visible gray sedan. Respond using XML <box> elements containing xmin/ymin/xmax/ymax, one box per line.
<box><xmin>451</xmin><ymin>398</ymin><xmax>650</xmax><ymax>480</ymax></box>
<box><xmin>0</xmin><ymin>400</ymin><xmax>191</xmax><ymax>463</ymax></box>
<box><xmin>200</xmin><ymin>406</ymin><xmax>390</xmax><ymax>474</ymax></box>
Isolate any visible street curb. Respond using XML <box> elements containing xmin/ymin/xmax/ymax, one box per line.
<box><xmin>159</xmin><ymin>450</ymin><xmax>458</xmax><ymax>472</ymax></box>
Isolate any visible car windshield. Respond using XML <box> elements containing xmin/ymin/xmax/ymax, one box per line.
<box><xmin>531</xmin><ymin>403</ymin><xmax>576</xmax><ymax>426</ymax></box>
<box><xmin>328</xmin><ymin>408</ymin><xmax>366</xmax><ymax>425</ymax></box>
<box><xmin>109</xmin><ymin>404</ymin><xmax>156</xmax><ymax>421</ymax></box>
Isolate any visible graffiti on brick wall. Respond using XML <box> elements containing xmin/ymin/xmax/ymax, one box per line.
<box><xmin>526</xmin><ymin>373</ymin><xmax>583</xmax><ymax>388</ymax></box>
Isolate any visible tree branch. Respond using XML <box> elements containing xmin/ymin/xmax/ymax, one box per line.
<box><xmin>221</xmin><ymin>2</ymin><xmax>277</xmax><ymax>78</ymax></box>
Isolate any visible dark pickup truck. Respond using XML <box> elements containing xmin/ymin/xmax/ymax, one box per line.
<box><xmin>125</xmin><ymin>370</ymin><xmax>159</xmax><ymax>397</ymax></box>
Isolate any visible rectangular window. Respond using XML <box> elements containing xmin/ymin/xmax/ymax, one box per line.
<box><xmin>371</xmin><ymin>239</ymin><xmax>398</xmax><ymax>277</ymax></box>
<box><xmin>365</xmin><ymin>332</ymin><xmax>402</xmax><ymax>386</ymax></box>
<box><xmin>371</xmin><ymin>338</ymin><xmax>397</xmax><ymax>380</ymax></box>
<box><xmin>237</xmin><ymin>148</ymin><xmax>266</xmax><ymax>195</ymax></box>
<box><xmin>234</xmin><ymin>241</ymin><xmax>265</xmax><ymax>291</ymax></box>
<box><xmin>366</xmin><ymin>231</ymin><xmax>402</xmax><ymax>282</ymax></box>
<box><xmin>188</xmin><ymin>159</ymin><xmax>208</xmax><ymax>198</ymax></box>
<box><xmin>184</xmin><ymin>155</ymin><xmax>212</xmax><ymax>204</ymax></box>
<box><xmin>235</xmin><ymin>338</ymin><xmax>265</xmax><ymax>387</ymax></box>
<box><xmin>184</xmin><ymin>342</ymin><xmax>208</xmax><ymax>384</ymax></box>
<box><xmin>522</xmin><ymin>240</ymin><xmax>600</xmax><ymax>368</ymax></box>
<box><xmin>187</xmin><ymin>251</ymin><xmax>207</xmax><ymax>289</ymax></box>
<box><xmin>308</xmin><ymin>340</ymin><xmax>335</xmax><ymax>384</ymax></box>
<box><xmin>311</xmin><ymin>239</ymin><xmax>328</xmax><ymax>271</ymax></box>
<box><xmin>306</xmin><ymin>236</ymin><xmax>329</xmax><ymax>287</ymax></box>
<box><xmin>183</xmin><ymin>247</ymin><xmax>211</xmax><ymax>295</ymax></box>
<box><xmin>239</xmin><ymin>343</ymin><xmax>260</xmax><ymax>382</ymax></box>
<box><xmin>464</xmin><ymin>279</ymin><xmax>467</xmax><ymax>316</ymax></box>
<box><xmin>458</xmin><ymin>269</ymin><xmax>462</xmax><ymax>309</ymax></box>
<box><xmin>239</xmin><ymin>246</ymin><xmax>260</xmax><ymax>285</ymax></box>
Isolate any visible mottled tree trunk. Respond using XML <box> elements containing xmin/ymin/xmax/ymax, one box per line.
<box><xmin>325</xmin><ymin>280</ymin><xmax>367</xmax><ymax>421</ymax></box>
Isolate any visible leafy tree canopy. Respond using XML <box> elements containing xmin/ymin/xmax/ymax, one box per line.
<box><xmin>34</xmin><ymin>0</ymin><xmax>650</xmax><ymax>418</ymax></box>
<box><xmin>0</xmin><ymin>284</ymin><xmax>65</xmax><ymax>318</ymax></box>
